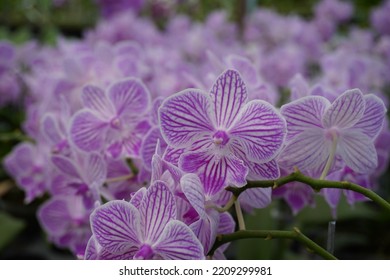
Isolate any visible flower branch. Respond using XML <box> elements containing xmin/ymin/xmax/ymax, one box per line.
<box><xmin>225</xmin><ymin>169</ymin><xmax>390</xmax><ymax>213</ymax></box>
<box><xmin>208</xmin><ymin>228</ymin><xmax>338</xmax><ymax>260</ymax></box>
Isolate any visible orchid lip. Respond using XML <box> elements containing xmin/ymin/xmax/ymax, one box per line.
<box><xmin>212</xmin><ymin>130</ymin><xmax>229</xmax><ymax>146</ymax></box>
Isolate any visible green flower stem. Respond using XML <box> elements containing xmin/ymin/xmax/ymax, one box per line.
<box><xmin>209</xmin><ymin>228</ymin><xmax>338</xmax><ymax>260</ymax></box>
<box><xmin>225</xmin><ymin>169</ymin><xmax>390</xmax><ymax>213</ymax></box>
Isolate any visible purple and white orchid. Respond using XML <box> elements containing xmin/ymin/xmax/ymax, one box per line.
<box><xmin>159</xmin><ymin>69</ymin><xmax>286</xmax><ymax>199</ymax></box>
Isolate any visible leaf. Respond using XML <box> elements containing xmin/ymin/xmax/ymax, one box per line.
<box><xmin>0</xmin><ymin>211</ymin><xmax>25</xmax><ymax>251</ymax></box>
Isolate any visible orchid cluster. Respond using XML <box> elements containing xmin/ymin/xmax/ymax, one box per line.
<box><xmin>2</xmin><ymin>0</ymin><xmax>390</xmax><ymax>259</ymax></box>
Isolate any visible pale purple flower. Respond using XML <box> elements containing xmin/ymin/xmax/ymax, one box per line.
<box><xmin>38</xmin><ymin>195</ymin><xmax>93</xmax><ymax>256</ymax></box>
<box><xmin>70</xmin><ymin>78</ymin><xmax>151</xmax><ymax>158</ymax></box>
<box><xmin>279</xmin><ymin>89</ymin><xmax>387</xmax><ymax>176</ymax></box>
<box><xmin>88</xmin><ymin>180</ymin><xmax>204</xmax><ymax>259</ymax></box>
<box><xmin>95</xmin><ymin>0</ymin><xmax>145</xmax><ymax>18</ymax></box>
<box><xmin>371</xmin><ymin>0</ymin><xmax>390</xmax><ymax>36</ymax></box>
<box><xmin>3</xmin><ymin>142</ymin><xmax>51</xmax><ymax>203</ymax></box>
<box><xmin>159</xmin><ymin>69</ymin><xmax>286</xmax><ymax>198</ymax></box>
<box><xmin>50</xmin><ymin>152</ymin><xmax>107</xmax><ymax>207</ymax></box>
<box><xmin>272</xmin><ymin>169</ymin><xmax>315</xmax><ymax>215</ymax></box>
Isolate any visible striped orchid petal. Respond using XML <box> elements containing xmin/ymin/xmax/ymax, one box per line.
<box><xmin>281</xmin><ymin>96</ymin><xmax>330</xmax><ymax>140</ymax></box>
<box><xmin>230</xmin><ymin>100</ymin><xmax>286</xmax><ymax>163</ymax></box>
<box><xmin>70</xmin><ymin>110</ymin><xmax>109</xmax><ymax>152</ymax></box>
<box><xmin>353</xmin><ymin>94</ymin><xmax>386</xmax><ymax>139</ymax></box>
<box><xmin>108</xmin><ymin>78</ymin><xmax>151</xmax><ymax>118</ymax></box>
<box><xmin>139</xmin><ymin>181</ymin><xmax>176</xmax><ymax>244</ymax></box>
<box><xmin>180</xmin><ymin>173</ymin><xmax>206</xmax><ymax>219</ymax></box>
<box><xmin>323</xmin><ymin>89</ymin><xmax>365</xmax><ymax>129</ymax></box>
<box><xmin>278</xmin><ymin>128</ymin><xmax>331</xmax><ymax>171</ymax></box>
<box><xmin>247</xmin><ymin>159</ymin><xmax>280</xmax><ymax>180</ymax></box>
<box><xmin>141</xmin><ymin>127</ymin><xmax>167</xmax><ymax>172</ymax></box>
<box><xmin>209</xmin><ymin>69</ymin><xmax>247</xmax><ymax>129</ymax></box>
<box><xmin>338</xmin><ymin>130</ymin><xmax>378</xmax><ymax>173</ymax></box>
<box><xmin>82</xmin><ymin>85</ymin><xmax>114</xmax><ymax>119</ymax></box>
<box><xmin>239</xmin><ymin>187</ymin><xmax>272</xmax><ymax>209</ymax></box>
<box><xmin>159</xmin><ymin>89</ymin><xmax>214</xmax><ymax>148</ymax></box>
<box><xmin>90</xmin><ymin>200</ymin><xmax>141</xmax><ymax>254</ymax></box>
<box><xmin>180</xmin><ymin>150</ymin><xmax>248</xmax><ymax>196</ymax></box>
<box><xmin>154</xmin><ymin>220</ymin><xmax>205</xmax><ymax>260</ymax></box>
<box><xmin>38</xmin><ymin>197</ymin><xmax>71</xmax><ymax>236</ymax></box>
<box><xmin>51</xmin><ymin>155</ymin><xmax>80</xmax><ymax>178</ymax></box>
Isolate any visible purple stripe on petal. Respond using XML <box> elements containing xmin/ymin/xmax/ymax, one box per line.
<box><xmin>209</xmin><ymin>69</ymin><xmax>248</xmax><ymax>129</ymax></box>
<box><xmin>154</xmin><ymin>220</ymin><xmax>205</xmax><ymax>260</ymax></box>
<box><xmin>51</xmin><ymin>155</ymin><xmax>80</xmax><ymax>178</ymax></box>
<box><xmin>278</xmin><ymin>128</ymin><xmax>331</xmax><ymax>171</ymax></box>
<box><xmin>180</xmin><ymin>151</ymin><xmax>248</xmax><ymax>196</ymax></box>
<box><xmin>108</xmin><ymin>78</ymin><xmax>151</xmax><ymax>117</ymax></box>
<box><xmin>323</xmin><ymin>89</ymin><xmax>365</xmax><ymax>129</ymax></box>
<box><xmin>130</xmin><ymin>187</ymin><xmax>146</xmax><ymax>208</ymax></box>
<box><xmin>239</xmin><ymin>187</ymin><xmax>272</xmax><ymax>209</ymax></box>
<box><xmin>84</xmin><ymin>153</ymin><xmax>107</xmax><ymax>187</ymax></box>
<box><xmin>140</xmin><ymin>127</ymin><xmax>167</xmax><ymax>172</ymax></box>
<box><xmin>38</xmin><ymin>197</ymin><xmax>71</xmax><ymax>236</ymax></box>
<box><xmin>163</xmin><ymin>146</ymin><xmax>184</xmax><ymax>166</ymax></box>
<box><xmin>281</xmin><ymin>96</ymin><xmax>329</xmax><ymax>140</ymax></box>
<box><xmin>180</xmin><ymin>174</ymin><xmax>206</xmax><ymax>219</ymax></box>
<box><xmin>338</xmin><ymin>130</ymin><xmax>378</xmax><ymax>173</ymax></box>
<box><xmin>82</xmin><ymin>85</ymin><xmax>114</xmax><ymax>119</ymax></box>
<box><xmin>84</xmin><ymin>236</ymin><xmax>99</xmax><ymax>260</ymax></box>
<box><xmin>90</xmin><ymin>200</ymin><xmax>141</xmax><ymax>254</ymax></box>
<box><xmin>159</xmin><ymin>89</ymin><xmax>214</xmax><ymax>148</ymax></box>
<box><xmin>353</xmin><ymin>94</ymin><xmax>387</xmax><ymax>139</ymax></box>
<box><xmin>247</xmin><ymin>160</ymin><xmax>280</xmax><ymax>180</ymax></box>
<box><xmin>42</xmin><ymin>114</ymin><xmax>63</xmax><ymax>144</ymax></box>
<box><xmin>189</xmin><ymin>210</ymin><xmax>219</xmax><ymax>254</ymax></box>
<box><xmin>230</xmin><ymin>100</ymin><xmax>286</xmax><ymax>163</ymax></box>
<box><xmin>70</xmin><ymin>110</ymin><xmax>108</xmax><ymax>152</ymax></box>
<box><xmin>139</xmin><ymin>181</ymin><xmax>176</xmax><ymax>244</ymax></box>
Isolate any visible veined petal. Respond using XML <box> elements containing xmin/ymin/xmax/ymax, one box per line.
<box><xmin>84</xmin><ymin>153</ymin><xmax>107</xmax><ymax>187</ymax></box>
<box><xmin>216</xmin><ymin>212</ymin><xmax>235</xmax><ymax>253</ymax></box>
<box><xmin>323</xmin><ymin>89</ymin><xmax>365</xmax><ymax>129</ymax></box>
<box><xmin>90</xmin><ymin>200</ymin><xmax>141</xmax><ymax>254</ymax></box>
<box><xmin>239</xmin><ymin>187</ymin><xmax>272</xmax><ymax>209</ymax></box>
<box><xmin>163</xmin><ymin>146</ymin><xmax>185</xmax><ymax>166</ymax></box>
<box><xmin>51</xmin><ymin>155</ymin><xmax>80</xmax><ymax>179</ymax></box>
<box><xmin>130</xmin><ymin>187</ymin><xmax>147</xmax><ymax>208</ymax></box>
<box><xmin>82</xmin><ymin>85</ymin><xmax>114</xmax><ymax>119</ymax></box>
<box><xmin>108</xmin><ymin>78</ymin><xmax>151</xmax><ymax>117</ymax></box>
<box><xmin>70</xmin><ymin>110</ymin><xmax>109</xmax><ymax>152</ymax></box>
<box><xmin>38</xmin><ymin>197</ymin><xmax>71</xmax><ymax>236</ymax></box>
<box><xmin>189</xmin><ymin>210</ymin><xmax>219</xmax><ymax>254</ymax></box>
<box><xmin>141</xmin><ymin>127</ymin><xmax>167</xmax><ymax>172</ymax></box>
<box><xmin>180</xmin><ymin>150</ymin><xmax>248</xmax><ymax>197</ymax></box>
<box><xmin>353</xmin><ymin>94</ymin><xmax>386</xmax><ymax>139</ymax></box>
<box><xmin>139</xmin><ymin>181</ymin><xmax>176</xmax><ymax>244</ymax></box>
<box><xmin>278</xmin><ymin>128</ymin><xmax>331</xmax><ymax>171</ymax></box>
<box><xmin>154</xmin><ymin>220</ymin><xmax>205</xmax><ymax>260</ymax></box>
<box><xmin>281</xmin><ymin>96</ymin><xmax>330</xmax><ymax>140</ymax></box>
<box><xmin>338</xmin><ymin>130</ymin><xmax>378</xmax><ymax>173</ymax></box>
<box><xmin>247</xmin><ymin>160</ymin><xmax>280</xmax><ymax>180</ymax></box>
<box><xmin>230</xmin><ymin>100</ymin><xmax>286</xmax><ymax>163</ymax></box>
<box><xmin>85</xmin><ymin>236</ymin><xmax>136</xmax><ymax>260</ymax></box>
<box><xmin>209</xmin><ymin>69</ymin><xmax>247</xmax><ymax>129</ymax></box>
<box><xmin>42</xmin><ymin>114</ymin><xmax>63</xmax><ymax>144</ymax></box>
<box><xmin>180</xmin><ymin>173</ymin><xmax>206</xmax><ymax>219</ymax></box>
<box><xmin>159</xmin><ymin>89</ymin><xmax>214</xmax><ymax>148</ymax></box>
